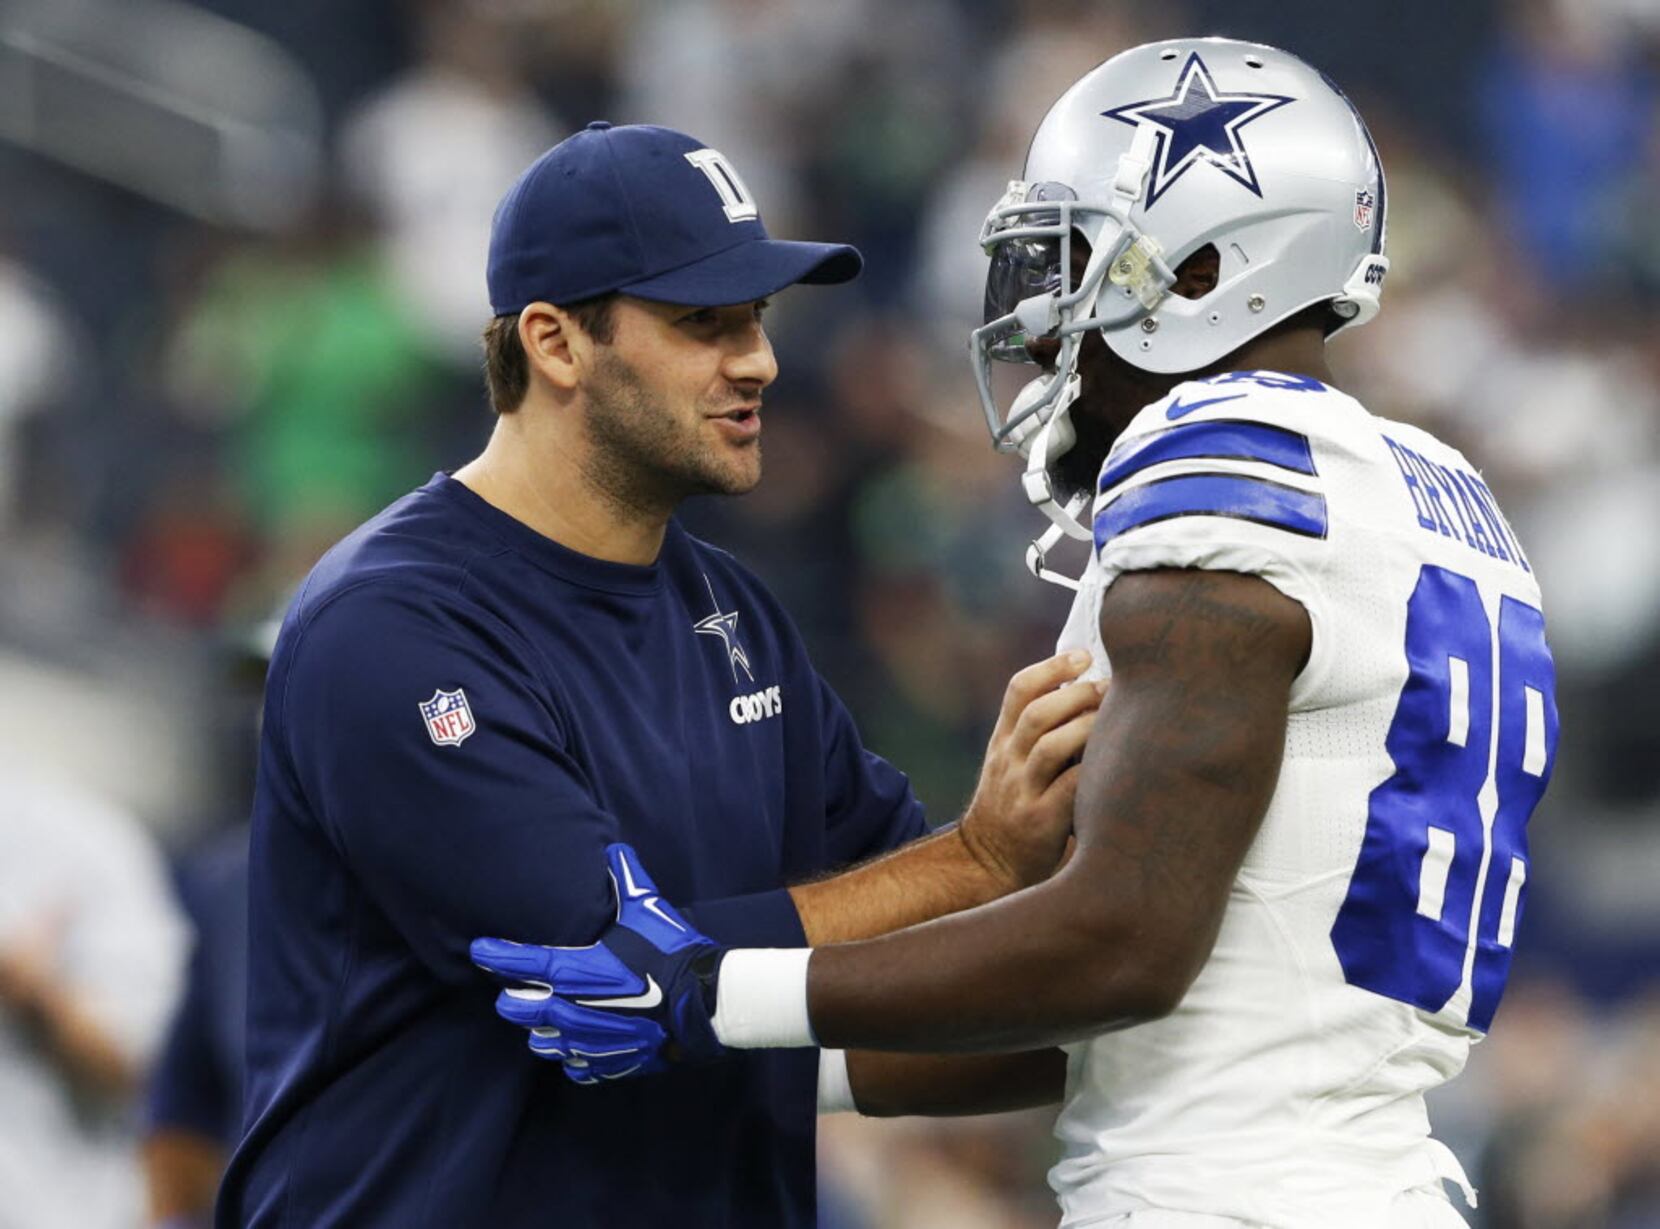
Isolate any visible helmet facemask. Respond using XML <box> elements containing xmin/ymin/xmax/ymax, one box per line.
<box><xmin>969</xmin><ymin>123</ymin><xmax>1174</xmax><ymax>588</ymax></box>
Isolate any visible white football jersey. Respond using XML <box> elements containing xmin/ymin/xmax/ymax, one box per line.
<box><xmin>1049</xmin><ymin>372</ymin><xmax>1558</xmax><ymax>1228</ymax></box>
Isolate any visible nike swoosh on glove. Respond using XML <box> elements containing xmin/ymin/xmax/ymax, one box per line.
<box><xmin>471</xmin><ymin>844</ymin><xmax>726</xmax><ymax>1084</ymax></box>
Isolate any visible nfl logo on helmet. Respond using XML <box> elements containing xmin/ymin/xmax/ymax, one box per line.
<box><xmin>420</xmin><ymin>687</ymin><xmax>476</xmax><ymax>747</ymax></box>
<box><xmin>1354</xmin><ymin>188</ymin><xmax>1376</xmax><ymax>232</ymax></box>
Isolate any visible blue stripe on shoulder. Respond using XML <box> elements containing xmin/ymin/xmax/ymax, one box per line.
<box><xmin>1098</xmin><ymin>419</ymin><xmax>1317</xmax><ymax>496</ymax></box>
<box><xmin>1094</xmin><ymin>473</ymin><xmax>1328</xmax><ymax>550</ymax></box>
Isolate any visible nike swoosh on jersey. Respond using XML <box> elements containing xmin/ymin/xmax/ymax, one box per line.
<box><xmin>575</xmin><ymin>974</ymin><xmax>663</xmax><ymax>1010</ymax></box>
<box><xmin>1166</xmin><ymin>392</ymin><xmax>1248</xmax><ymax>420</ymax></box>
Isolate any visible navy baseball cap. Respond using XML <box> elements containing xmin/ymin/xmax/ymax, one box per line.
<box><xmin>487</xmin><ymin>122</ymin><xmax>862</xmax><ymax>315</ymax></box>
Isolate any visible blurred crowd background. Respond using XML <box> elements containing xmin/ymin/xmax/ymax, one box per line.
<box><xmin>2</xmin><ymin>0</ymin><xmax>1658</xmax><ymax>1225</ymax></box>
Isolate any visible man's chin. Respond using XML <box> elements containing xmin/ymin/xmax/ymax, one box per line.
<box><xmin>687</xmin><ymin>455</ymin><xmax>762</xmax><ymax>499</ymax></box>
<box><xmin>1048</xmin><ymin>429</ymin><xmax>1114</xmax><ymax>503</ymax></box>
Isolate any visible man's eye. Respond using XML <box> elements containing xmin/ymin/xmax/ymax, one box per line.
<box><xmin>681</xmin><ymin>309</ymin><xmax>716</xmax><ymax>325</ymax></box>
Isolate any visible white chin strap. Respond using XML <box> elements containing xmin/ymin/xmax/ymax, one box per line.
<box><xmin>1012</xmin><ymin>374</ymin><xmax>1091</xmax><ymax>591</ymax></box>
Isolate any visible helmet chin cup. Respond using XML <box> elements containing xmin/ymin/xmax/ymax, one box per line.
<box><xmin>1004</xmin><ymin>374</ymin><xmax>1078</xmax><ymax>460</ymax></box>
<box><xmin>1015</xmin><ymin>291</ymin><xmax>1060</xmax><ymax>342</ymax></box>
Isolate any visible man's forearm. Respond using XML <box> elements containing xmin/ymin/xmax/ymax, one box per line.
<box><xmin>720</xmin><ymin>859</ymin><xmax>1149</xmax><ymax>1055</ymax></box>
<box><xmin>143</xmin><ymin>1130</ymin><xmax>225</xmax><ymax>1225</ymax></box>
<box><xmin>788</xmin><ymin>652</ymin><xmax>1099</xmax><ymax>946</ymax></box>
<box><xmin>3</xmin><ymin>977</ymin><xmax>137</xmax><ymax>1097</ymax></box>
<box><xmin>845</xmin><ymin>1047</ymin><xmax>1067</xmax><ymax>1117</ymax></box>
<box><xmin>786</xmin><ymin>823</ymin><xmax>1016</xmax><ymax>946</ymax></box>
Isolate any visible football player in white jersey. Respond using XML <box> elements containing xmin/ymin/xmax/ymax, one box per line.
<box><xmin>471</xmin><ymin>38</ymin><xmax>1559</xmax><ymax>1229</ymax></box>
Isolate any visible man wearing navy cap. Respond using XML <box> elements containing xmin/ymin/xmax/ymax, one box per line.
<box><xmin>215</xmin><ymin>123</ymin><xmax>1099</xmax><ymax>1227</ymax></box>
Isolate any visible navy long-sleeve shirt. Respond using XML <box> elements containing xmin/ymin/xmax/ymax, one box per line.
<box><xmin>217</xmin><ymin>474</ymin><xmax>926</xmax><ymax>1228</ymax></box>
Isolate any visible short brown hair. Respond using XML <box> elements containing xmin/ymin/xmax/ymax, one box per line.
<box><xmin>481</xmin><ymin>293</ymin><xmax>619</xmax><ymax>415</ymax></box>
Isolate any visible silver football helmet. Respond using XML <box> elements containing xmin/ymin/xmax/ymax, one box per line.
<box><xmin>970</xmin><ymin>38</ymin><xmax>1390</xmax><ymax>587</ymax></box>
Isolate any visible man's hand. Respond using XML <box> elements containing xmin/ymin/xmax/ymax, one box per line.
<box><xmin>959</xmin><ymin>650</ymin><xmax>1104</xmax><ymax>891</ymax></box>
<box><xmin>0</xmin><ymin>907</ymin><xmax>138</xmax><ymax>1097</ymax></box>
<box><xmin>471</xmin><ymin>845</ymin><xmax>724</xmax><ymax>1084</ymax></box>
<box><xmin>0</xmin><ymin>912</ymin><xmax>63</xmax><ymax>1022</ymax></box>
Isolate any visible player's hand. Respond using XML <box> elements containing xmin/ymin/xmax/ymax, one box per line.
<box><xmin>471</xmin><ymin>844</ymin><xmax>725</xmax><ymax>1084</ymax></box>
<box><xmin>960</xmin><ymin>650</ymin><xmax>1105</xmax><ymax>891</ymax></box>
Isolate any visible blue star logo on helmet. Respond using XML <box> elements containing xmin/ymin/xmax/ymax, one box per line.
<box><xmin>1102</xmin><ymin>52</ymin><xmax>1295</xmax><ymax>208</ymax></box>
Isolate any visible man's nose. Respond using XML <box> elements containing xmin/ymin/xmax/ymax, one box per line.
<box><xmin>1024</xmin><ymin>334</ymin><xmax>1061</xmax><ymax>369</ymax></box>
<box><xmin>727</xmin><ymin>322</ymin><xmax>778</xmax><ymax>389</ymax></box>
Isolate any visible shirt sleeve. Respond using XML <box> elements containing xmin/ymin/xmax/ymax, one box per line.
<box><xmin>1089</xmin><ymin>389</ymin><xmax>1337</xmax><ymax>699</ymax></box>
<box><xmin>277</xmin><ymin>583</ymin><xmax>617</xmax><ymax>982</ymax></box>
<box><xmin>679</xmin><ymin>674</ymin><xmax>925</xmax><ymax>949</ymax></box>
<box><xmin>681</xmin><ymin>888</ymin><xmax>807</xmax><ymax>951</ymax></box>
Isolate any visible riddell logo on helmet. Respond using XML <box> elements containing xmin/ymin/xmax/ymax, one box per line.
<box><xmin>1365</xmin><ymin>263</ymin><xmax>1386</xmax><ymax>286</ymax></box>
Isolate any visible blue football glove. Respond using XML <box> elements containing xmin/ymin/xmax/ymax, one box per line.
<box><xmin>471</xmin><ymin>844</ymin><xmax>726</xmax><ymax>1084</ymax></box>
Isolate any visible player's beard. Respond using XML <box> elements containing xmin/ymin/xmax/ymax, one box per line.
<box><xmin>579</xmin><ymin>347</ymin><xmax>762</xmax><ymax>518</ymax></box>
<box><xmin>1048</xmin><ymin>329</ymin><xmax>1182</xmax><ymax>500</ymax></box>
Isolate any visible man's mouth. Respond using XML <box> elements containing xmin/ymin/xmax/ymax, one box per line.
<box><xmin>711</xmin><ymin>405</ymin><xmax>761</xmax><ymax>439</ymax></box>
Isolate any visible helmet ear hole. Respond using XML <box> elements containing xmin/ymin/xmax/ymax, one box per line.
<box><xmin>1171</xmin><ymin>243</ymin><xmax>1221</xmax><ymax>300</ymax></box>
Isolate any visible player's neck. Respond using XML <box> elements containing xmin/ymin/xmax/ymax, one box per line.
<box><xmin>1216</xmin><ymin>325</ymin><xmax>1335</xmax><ymax>387</ymax></box>
<box><xmin>453</xmin><ymin>410</ymin><xmax>670</xmax><ymax>567</ymax></box>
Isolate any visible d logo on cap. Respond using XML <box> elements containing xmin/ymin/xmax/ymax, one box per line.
<box><xmin>684</xmin><ymin>149</ymin><xmax>760</xmax><ymax>224</ymax></box>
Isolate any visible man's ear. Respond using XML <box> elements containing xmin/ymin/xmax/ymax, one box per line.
<box><xmin>518</xmin><ymin>303</ymin><xmax>584</xmax><ymax>393</ymax></box>
<box><xmin>1171</xmin><ymin>244</ymin><xmax>1221</xmax><ymax>300</ymax></box>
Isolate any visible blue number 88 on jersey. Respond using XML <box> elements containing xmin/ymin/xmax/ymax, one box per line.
<box><xmin>1331</xmin><ymin>564</ymin><xmax>1559</xmax><ymax>1032</ymax></box>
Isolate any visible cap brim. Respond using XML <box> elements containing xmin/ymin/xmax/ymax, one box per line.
<box><xmin>620</xmin><ymin>238</ymin><xmax>862</xmax><ymax>307</ymax></box>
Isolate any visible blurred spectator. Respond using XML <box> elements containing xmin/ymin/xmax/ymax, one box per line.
<box><xmin>618</xmin><ymin>0</ymin><xmax>913</xmax><ymax>247</ymax></box>
<box><xmin>140</xmin><ymin>621</ymin><xmax>270</xmax><ymax>1229</ymax></box>
<box><xmin>0</xmin><ymin>255</ymin><xmax>75</xmax><ymax>534</ymax></box>
<box><xmin>340</xmin><ymin>0</ymin><xmax>563</xmax><ymax>364</ymax></box>
<box><xmin>161</xmin><ymin>199</ymin><xmax>449</xmax><ymax>615</ymax></box>
<box><xmin>140</xmin><ymin>825</ymin><xmax>248</xmax><ymax>1229</ymax></box>
<box><xmin>820</xmin><ymin>1110</ymin><xmax>1059</xmax><ymax>1229</ymax></box>
<box><xmin>0</xmin><ymin>775</ymin><xmax>186</xmax><ymax>1229</ymax></box>
<box><xmin>1477</xmin><ymin>0</ymin><xmax>1657</xmax><ymax>298</ymax></box>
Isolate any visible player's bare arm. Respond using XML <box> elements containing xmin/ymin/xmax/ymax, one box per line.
<box><xmin>801</xmin><ymin>566</ymin><xmax>1308</xmax><ymax>1050</ymax></box>
<box><xmin>843</xmin><ymin>1048</ymin><xmax>1067</xmax><ymax>1117</ymax></box>
<box><xmin>788</xmin><ymin>650</ymin><xmax>1102</xmax><ymax>945</ymax></box>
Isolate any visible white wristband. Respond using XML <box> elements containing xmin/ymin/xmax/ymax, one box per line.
<box><xmin>711</xmin><ymin>948</ymin><xmax>815</xmax><ymax>1049</ymax></box>
<box><xmin>816</xmin><ymin>1047</ymin><xmax>855</xmax><ymax>1114</ymax></box>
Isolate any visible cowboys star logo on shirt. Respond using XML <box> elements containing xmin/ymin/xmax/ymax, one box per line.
<box><xmin>692</xmin><ymin>574</ymin><xmax>754</xmax><ymax>685</ymax></box>
<box><xmin>419</xmin><ymin>687</ymin><xmax>476</xmax><ymax>747</ymax></box>
<box><xmin>1102</xmin><ymin>52</ymin><xmax>1295</xmax><ymax>208</ymax></box>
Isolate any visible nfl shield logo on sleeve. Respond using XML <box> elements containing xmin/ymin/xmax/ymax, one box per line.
<box><xmin>419</xmin><ymin>687</ymin><xmax>476</xmax><ymax>747</ymax></box>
